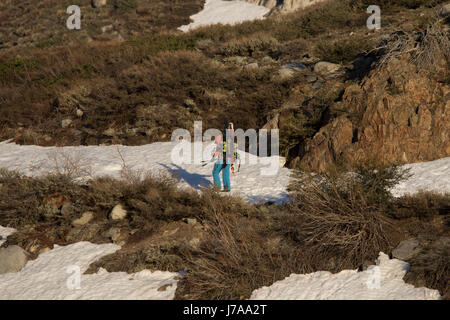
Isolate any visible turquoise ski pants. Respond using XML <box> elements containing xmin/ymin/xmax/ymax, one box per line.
<box><xmin>213</xmin><ymin>163</ymin><xmax>231</xmax><ymax>190</ymax></box>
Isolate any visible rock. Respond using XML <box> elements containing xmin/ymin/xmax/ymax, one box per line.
<box><xmin>103</xmin><ymin>128</ymin><xmax>116</xmax><ymax>137</ymax></box>
<box><xmin>392</xmin><ymin>239</ymin><xmax>422</xmax><ymax>260</ymax></box>
<box><xmin>109</xmin><ymin>31</ymin><xmax>124</xmax><ymax>42</ymax></box>
<box><xmin>274</xmin><ymin>62</ymin><xmax>306</xmax><ymax>81</ymax></box>
<box><xmin>61</xmin><ymin>202</ymin><xmax>75</xmax><ymax>216</ymax></box>
<box><xmin>261</xmin><ymin>56</ymin><xmax>275</xmax><ymax>65</ymax></box>
<box><xmin>72</xmin><ymin>211</ymin><xmax>94</xmax><ymax>227</ymax></box>
<box><xmin>109</xmin><ymin>204</ymin><xmax>127</xmax><ymax>220</ymax></box>
<box><xmin>92</xmin><ymin>0</ymin><xmax>107</xmax><ymax>8</ymax></box>
<box><xmin>439</xmin><ymin>4</ymin><xmax>450</xmax><ymax>17</ymax></box>
<box><xmin>101</xmin><ymin>25</ymin><xmax>114</xmax><ymax>33</ymax></box>
<box><xmin>312</xmin><ymin>80</ymin><xmax>324</xmax><ymax>89</ymax></box>
<box><xmin>282</xmin><ymin>62</ymin><xmax>306</xmax><ymax>71</ymax></box>
<box><xmin>306</xmin><ymin>75</ymin><xmax>318</xmax><ymax>83</ymax></box>
<box><xmin>314</xmin><ymin>61</ymin><xmax>344</xmax><ymax>76</ymax></box>
<box><xmin>245</xmin><ymin>62</ymin><xmax>259</xmax><ymax>71</ymax></box>
<box><xmin>184</xmin><ymin>218</ymin><xmax>197</xmax><ymax>225</ymax></box>
<box><xmin>0</xmin><ymin>245</ymin><xmax>28</xmax><ymax>274</ymax></box>
<box><xmin>300</xmin><ymin>116</ymin><xmax>353</xmax><ymax>173</ymax></box>
<box><xmin>106</xmin><ymin>227</ymin><xmax>121</xmax><ymax>242</ymax></box>
<box><xmin>61</xmin><ymin>119</ymin><xmax>72</xmax><ymax>128</ymax></box>
<box><xmin>188</xmin><ymin>238</ymin><xmax>200</xmax><ymax>248</ymax></box>
<box><xmin>275</xmin><ymin>68</ymin><xmax>294</xmax><ymax>81</ymax></box>
<box><xmin>184</xmin><ymin>99</ymin><xmax>196</xmax><ymax>109</ymax></box>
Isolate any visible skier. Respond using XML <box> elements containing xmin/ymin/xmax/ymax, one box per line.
<box><xmin>211</xmin><ymin>122</ymin><xmax>239</xmax><ymax>192</ymax></box>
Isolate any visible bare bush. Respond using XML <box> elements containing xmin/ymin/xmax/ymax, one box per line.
<box><xmin>289</xmin><ymin>179</ymin><xmax>393</xmax><ymax>269</ymax></box>
<box><xmin>177</xmin><ymin>203</ymin><xmax>312</xmax><ymax>300</ymax></box>
<box><xmin>411</xmin><ymin>18</ymin><xmax>450</xmax><ymax>71</ymax></box>
<box><xmin>375</xmin><ymin>18</ymin><xmax>449</xmax><ymax>73</ymax></box>
<box><xmin>47</xmin><ymin>148</ymin><xmax>93</xmax><ymax>180</ymax></box>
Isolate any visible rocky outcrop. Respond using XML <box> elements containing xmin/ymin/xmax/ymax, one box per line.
<box><xmin>298</xmin><ymin>54</ymin><xmax>450</xmax><ymax>172</ymax></box>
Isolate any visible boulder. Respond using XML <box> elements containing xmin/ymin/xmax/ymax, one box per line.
<box><xmin>184</xmin><ymin>218</ymin><xmax>197</xmax><ymax>225</ymax></box>
<box><xmin>245</xmin><ymin>62</ymin><xmax>259</xmax><ymax>71</ymax></box>
<box><xmin>72</xmin><ymin>211</ymin><xmax>94</xmax><ymax>227</ymax></box>
<box><xmin>439</xmin><ymin>4</ymin><xmax>450</xmax><ymax>17</ymax></box>
<box><xmin>92</xmin><ymin>0</ymin><xmax>107</xmax><ymax>8</ymax></box>
<box><xmin>314</xmin><ymin>61</ymin><xmax>344</xmax><ymax>76</ymax></box>
<box><xmin>0</xmin><ymin>245</ymin><xmax>28</xmax><ymax>274</ymax></box>
<box><xmin>61</xmin><ymin>119</ymin><xmax>72</xmax><ymax>128</ymax></box>
<box><xmin>101</xmin><ymin>25</ymin><xmax>114</xmax><ymax>33</ymax></box>
<box><xmin>282</xmin><ymin>62</ymin><xmax>306</xmax><ymax>71</ymax></box>
<box><xmin>392</xmin><ymin>239</ymin><xmax>422</xmax><ymax>260</ymax></box>
<box><xmin>109</xmin><ymin>204</ymin><xmax>127</xmax><ymax>220</ymax></box>
<box><xmin>275</xmin><ymin>68</ymin><xmax>294</xmax><ymax>81</ymax></box>
<box><xmin>103</xmin><ymin>128</ymin><xmax>116</xmax><ymax>137</ymax></box>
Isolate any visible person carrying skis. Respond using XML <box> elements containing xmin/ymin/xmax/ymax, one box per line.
<box><xmin>211</xmin><ymin>122</ymin><xmax>239</xmax><ymax>192</ymax></box>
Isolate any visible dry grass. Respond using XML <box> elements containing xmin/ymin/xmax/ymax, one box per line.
<box><xmin>176</xmin><ymin>202</ymin><xmax>312</xmax><ymax>300</ymax></box>
<box><xmin>286</xmin><ymin>175</ymin><xmax>394</xmax><ymax>270</ymax></box>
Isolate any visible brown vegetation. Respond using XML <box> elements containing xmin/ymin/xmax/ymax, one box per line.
<box><xmin>0</xmin><ymin>162</ymin><xmax>448</xmax><ymax>299</ymax></box>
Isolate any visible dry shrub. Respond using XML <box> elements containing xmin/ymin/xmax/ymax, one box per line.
<box><xmin>314</xmin><ymin>36</ymin><xmax>377</xmax><ymax>64</ymax></box>
<box><xmin>46</xmin><ymin>148</ymin><xmax>93</xmax><ymax>181</ymax></box>
<box><xmin>177</xmin><ymin>202</ymin><xmax>311</xmax><ymax>300</ymax></box>
<box><xmin>391</xmin><ymin>191</ymin><xmax>450</xmax><ymax>220</ymax></box>
<box><xmin>411</xmin><ymin>19</ymin><xmax>450</xmax><ymax>72</ymax></box>
<box><xmin>375</xmin><ymin>18</ymin><xmax>450</xmax><ymax>74</ymax></box>
<box><xmin>219</xmin><ymin>33</ymin><xmax>279</xmax><ymax>57</ymax></box>
<box><xmin>287</xmin><ymin>177</ymin><xmax>394</xmax><ymax>270</ymax></box>
<box><xmin>403</xmin><ymin>237</ymin><xmax>450</xmax><ymax>299</ymax></box>
<box><xmin>0</xmin><ymin>168</ymin><xmax>84</xmax><ymax>227</ymax></box>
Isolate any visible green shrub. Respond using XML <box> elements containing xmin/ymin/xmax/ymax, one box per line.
<box><xmin>220</xmin><ymin>34</ymin><xmax>279</xmax><ymax>57</ymax></box>
<box><xmin>314</xmin><ymin>37</ymin><xmax>377</xmax><ymax>64</ymax></box>
<box><xmin>114</xmin><ymin>0</ymin><xmax>138</xmax><ymax>9</ymax></box>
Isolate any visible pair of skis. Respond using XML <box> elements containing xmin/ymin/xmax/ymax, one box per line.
<box><xmin>201</xmin><ymin>159</ymin><xmax>241</xmax><ymax>173</ymax></box>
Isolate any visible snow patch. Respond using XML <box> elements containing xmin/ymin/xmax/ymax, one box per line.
<box><xmin>0</xmin><ymin>241</ymin><xmax>179</xmax><ymax>300</ymax></box>
<box><xmin>178</xmin><ymin>0</ymin><xmax>270</xmax><ymax>32</ymax></box>
<box><xmin>250</xmin><ymin>252</ymin><xmax>441</xmax><ymax>300</ymax></box>
<box><xmin>390</xmin><ymin>157</ymin><xmax>450</xmax><ymax>197</ymax></box>
<box><xmin>0</xmin><ymin>140</ymin><xmax>449</xmax><ymax>203</ymax></box>
<box><xmin>0</xmin><ymin>141</ymin><xmax>291</xmax><ymax>204</ymax></box>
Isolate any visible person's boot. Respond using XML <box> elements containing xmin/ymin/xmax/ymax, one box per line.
<box><xmin>221</xmin><ymin>186</ymin><xmax>231</xmax><ymax>193</ymax></box>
